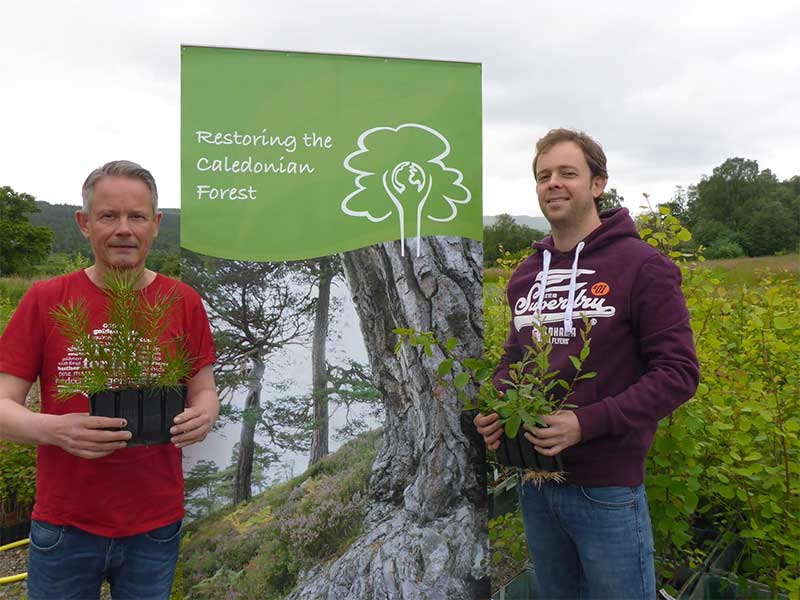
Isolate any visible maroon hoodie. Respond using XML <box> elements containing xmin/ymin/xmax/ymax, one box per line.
<box><xmin>493</xmin><ymin>208</ymin><xmax>699</xmax><ymax>486</ymax></box>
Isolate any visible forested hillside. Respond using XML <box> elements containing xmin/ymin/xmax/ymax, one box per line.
<box><xmin>29</xmin><ymin>201</ymin><xmax>179</xmax><ymax>253</ymax></box>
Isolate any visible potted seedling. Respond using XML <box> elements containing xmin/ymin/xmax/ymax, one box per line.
<box><xmin>489</xmin><ymin>321</ymin><xmax>595</xmax><ymax>482</ymax></box>
<box><xmin>50</xmin><ymin>269</ymin><xmax>193</xmax><ymax>446</ymax></box>
<box><xmin>395</xmin><ymin>318</ymin><xmax>595</xmax><ymax>484</ymax></box>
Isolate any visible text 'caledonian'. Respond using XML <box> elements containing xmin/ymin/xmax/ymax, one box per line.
<box><xmin>192</xmin><ymin>128</ymin><xmax>334</xmax><ymax>201</ymax></box>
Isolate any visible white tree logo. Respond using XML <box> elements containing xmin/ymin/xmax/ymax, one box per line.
<box><xmin>341</xmin><ymin>123</ymin><xmax>471</xmax><ymax>257</ymax></box>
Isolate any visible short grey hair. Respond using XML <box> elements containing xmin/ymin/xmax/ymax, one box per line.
<box><xmin>81</xmin><ymin>160</ymin><xmax>158</xmax><ymax>214</ymax></box>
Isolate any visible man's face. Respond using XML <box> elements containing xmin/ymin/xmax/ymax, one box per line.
<box><xmin>535</xmin><ymin>141</ymin><xmax>606</xmax><ymax>228</ymax></box>
<box><xmin>76</xmin><ymin>176</ymin><xmax>162</xmax><ymax>273</ymax></box>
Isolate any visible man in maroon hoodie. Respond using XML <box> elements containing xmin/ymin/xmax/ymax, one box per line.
<box><xmin>476</xmin><ymin>129</ymin><xmax>699</xmax><ymax>598</ymax></box>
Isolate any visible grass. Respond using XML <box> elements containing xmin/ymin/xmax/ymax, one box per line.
<box><xmin>0</xmin><ymin>277</ymin><xmax>36</xmax><ymax>304</ymax></box>
<box><xmin>698</xmin><ymin>253</ymin><xmax>798</xmax><ymax>285</ymax></box>
<box><xmin>484</xmin><ymin>253</ymin><xmax>799</xmax><ymax>286</ymax></box>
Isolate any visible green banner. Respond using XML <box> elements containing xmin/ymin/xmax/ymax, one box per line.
<box><xmin>180</xmin><ymin>46</ymin><xmax>482</xmax><ymax>261</ymax></box>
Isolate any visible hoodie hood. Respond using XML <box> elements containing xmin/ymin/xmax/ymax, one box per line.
<box><xmin>527</xmin><ymin>208</ymin><xmax>641</xmax><ymax>336</ymax></box>
<box><xmin>533</xmin><ymin>207</ymin><xmax>641</xmax><ymax>256</ymax></box>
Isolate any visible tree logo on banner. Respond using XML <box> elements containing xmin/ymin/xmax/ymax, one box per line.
<box><xmin>341</xmin><ymin>124</ymin><xmax>471</xmax><ymax>257</ymax></box>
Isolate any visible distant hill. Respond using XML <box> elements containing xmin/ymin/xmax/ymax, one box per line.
<box><xmin>30</xmin><ymin>201</ymin><xmax>180</xmax><ymax>254</ymax></box>
<box><xmin>483</xmin><ymin>214</ymin><xmax>550</xmax><ymax>232</ymax></box>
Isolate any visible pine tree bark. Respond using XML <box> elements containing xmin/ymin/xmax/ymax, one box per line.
<box><xmin>233</xmin><ymin>357</ymin><xmax>265</xmax><ymax>505</ymax></box>
<box><xmin>309</xmin><ymin>264</ymin><xmax>334</xmax><ymax>466</ymax></box>
<box><xmin>288</xmin><ymin>237</ymin><xmax>489</xmax><ymax>600</ymax></box>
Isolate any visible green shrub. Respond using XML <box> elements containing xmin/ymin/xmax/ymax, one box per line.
<box><xmin>706</xmin><ymin>237</ymin><xmax>746</xmax><ymax>259</ymax></box>
<box><xmin>0</xmin><ymin>440</ymin><xmax>36</xmax><ymax>521</ymax></box>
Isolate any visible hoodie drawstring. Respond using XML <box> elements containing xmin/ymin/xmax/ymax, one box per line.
<box><xmin>533</xmin><ymin>250</ymin><xmax>551</xmax><ymax>341</ymax></box>
<box><xmin>564</xmin><ymin>241</ymin><xmax>585</xmax><ymax>335</ymax></box>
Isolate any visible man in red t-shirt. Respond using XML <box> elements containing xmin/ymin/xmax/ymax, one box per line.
<box><xmin>0</xmin><ymin>160</ymin><xmax>219</xmax><ymax>600</ymax></box>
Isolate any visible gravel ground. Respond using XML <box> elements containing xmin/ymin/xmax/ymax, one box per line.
<box><xmin>0</xmin><ymin>545</ymin><xmax>27</xmax><ymax>600</ymax></box>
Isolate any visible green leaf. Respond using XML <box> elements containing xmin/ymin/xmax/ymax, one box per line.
<box><xmin>677</xmin><ymin>229</ymin><xmax>692</xmax><ymax>241</ymax></box>
<box><xmin>773</xmin><ymin>316</ymin><xmax>791</xmax><ymax>330</ymax></box>
<box><xmin>577</xmin><ymin>371</ymin><xmax>597</xmax><ymax>380</ymax></box>
<box><xmin>505</xmin><ymin>414</ymin><xmax>522</xmax><ymax>438</ymax></box>
<box><xmin>557</xmin><ymin>379</ymin><xmax>570</xmax><ymax>390</ymax></box>
<box><xmin>659</xmin><ymin>206</ymin><xmax>670</xmax><ymax>215</ymax></box>
<box><xmin>445</xmin><ymin>337</ymin><xmax>458</xmax><ymax>352</ymax></box>
<box><xmin>463</xmin><ymin>358</ymin><xmax>485</xmax><ymax>370</ymax></box>
<box><xmin>518</xmin><ymin>408</ymin><xmax>537</xmax><ymax>430</ymax></box>
<box><xmin>437</xmin><ymin>358</ymin><xmax>454</xmax><ymax>377</ymax></box>
<box><xmin>569</xmin><ymin>355</ymin><xmax>581</xmax><ymax>370</ymax></box>
<box><xmin>423</xmin><ymin>344</ymin><xmax>433</xmax><ymax>357</ymax></box>
<box><xmin>647</xmin><ymin>238</ymin><xmax>659</xmax><ymax>247</ymax></box>
<box><xmin>454</xmin><ymin>372</ymin><xmax>470</xmax><ymax>388</ymax></box>
<box><xmin>475</xmin><ymin>367</ymin><xmax>493</xmax><ymax>382</ymax></box>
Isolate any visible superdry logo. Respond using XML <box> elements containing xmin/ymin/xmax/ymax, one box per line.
<box><xmin>513</xmin><ymin>269</ymin><xmax>616</xmax><ymax>342</ymax></box>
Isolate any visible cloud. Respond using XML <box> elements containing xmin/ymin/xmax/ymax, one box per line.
<box><xmin>1</xmin><ymin>0</ymin><xmax>798</xmax><ymax>214</ymax></box>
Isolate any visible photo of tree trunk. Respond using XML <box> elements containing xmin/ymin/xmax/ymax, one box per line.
<box><xmin>179</xmin><ymin>236</ymin><xmax>488</xmax><ymax>600</ymax></box>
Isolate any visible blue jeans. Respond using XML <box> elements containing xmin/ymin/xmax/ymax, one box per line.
<box><xmin>27</xmin><ymin>519</ymin><xmax>181</xmax><ymax>600</ymax></box>
<box><xmin>518</xmin><ymin>480</ymin><xmax>655</xmax><ymax>599</ymax></box>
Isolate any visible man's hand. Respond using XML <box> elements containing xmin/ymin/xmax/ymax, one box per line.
<box><xmin>48</xmin><ymin>413</ymin><xmax>131</xmax><ymax>459</ymax></box>
<box><xmin>524</xmin><ymin>410</ymin><xmax>582</xmax><ymax>456</ymax></box>
<box><xmin>170</xmin><ymin>406</ymin><xmax>213</xmax><ymax>449</ymax></box>
<box><xmin>173</xmin><ymin>365</ymin><xmax>218</xmax><ymax>449</ymax></box>
<box><xmin>474</xmin><ymin>412</ymin><xmax>504</xmax><ymax>451</ymax></box>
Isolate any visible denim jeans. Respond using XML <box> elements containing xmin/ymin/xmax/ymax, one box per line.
<box><xmin>518</xmin><ymin>480</ymin><xmax>656</xmax><ymax>599</ymax></box>
<box><xmin>27</xmin><ymin>519</ymin><xmax>182</xmax><ymax>600</ymax></box>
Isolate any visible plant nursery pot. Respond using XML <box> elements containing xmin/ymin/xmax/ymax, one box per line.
<box><xmin>492</xmin><ymin>561</ymin><xmax>538</xmax><ymax>600</ymax></box>
<box><xmin>496</xmin><ymin>432</ymin><xmax>564</xmax><ymax>472</ymax></box>
<box><xmin>489</xmin><ymin>472</ymin><xmax>519</xmax><ymax>519</ymax></box>
<box><xmin>89</xmin><ymin>386</ymin><xmax>186</xmax><ymax>447</ymax></box>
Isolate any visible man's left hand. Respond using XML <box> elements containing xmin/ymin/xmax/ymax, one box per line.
<box><xmin>524</xmin><ymin>410</ymin><xmax>582</xmax><ymax>456</ymax></box>
<box><xmin>170</xmin><ymin>406</ymin><xmax>213</xmax><ymax>449</ymax></box>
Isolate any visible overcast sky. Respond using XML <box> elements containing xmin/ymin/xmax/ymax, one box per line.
<box><xmin>2</xmin><ymin>0</ymin><xmax>798</xmax><ymax>217</ymax></box>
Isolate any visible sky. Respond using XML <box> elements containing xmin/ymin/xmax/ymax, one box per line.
<box><xmin>2</xmin><ymin>0</ymin><xmax>798</xmax><ymax>217</ymax></box>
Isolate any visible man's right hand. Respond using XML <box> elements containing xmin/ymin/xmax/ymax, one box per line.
<box><xmin>47</xmin><ymin>413</ymin><xmax>132</xmax><ymax>459</ymax></box>
<box><xmin>474</xmin><ymin>412</ymin><xmax>504</xmax><ymax>451</ymax></box>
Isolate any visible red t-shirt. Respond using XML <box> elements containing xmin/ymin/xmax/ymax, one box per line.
<box><xmin>0</xmin><ymin>270</ymin><xmax>215</xmax><ymax>537</ymax></box>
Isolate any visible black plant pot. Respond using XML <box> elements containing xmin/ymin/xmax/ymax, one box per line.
<box><xmin>90</xmin><ymin>386</ymin><xmax>186</xmax><ymax>447</ymax></box>
<box><xmin>495</xmin><ymin>431</ymin><xmax>564</xmax><ymax>472</ymax></box>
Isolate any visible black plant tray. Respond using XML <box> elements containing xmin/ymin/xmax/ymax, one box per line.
<box><xmin>89</xmin><ymin>386</ymin><xmax>186</xmax><ymax>447</ymax></box>
<box><xmin>496</xmin><ymin>431</ymin><xmax>564</xmax><ymax>472</ymax></box>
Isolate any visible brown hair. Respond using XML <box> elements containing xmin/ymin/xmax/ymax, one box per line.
<box><xmin>532</xmin><ymin>128</ymin><xmax>608</xmax><ymax>212</ymax></box>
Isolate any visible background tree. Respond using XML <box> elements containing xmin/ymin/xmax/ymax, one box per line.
<box><xmin>691</xmin><ymin>158</ymin><xmax>799</xmax><ymax>257</ymax></box>
<box><xmin>288</xmin><ymin>237</ymin><xmax>488</xmax><ymax>599</ymax></box>
<box><xmin>601</xmin><ymin>187</ymin><xmax>625</xmax><ymax>211</ymax></box>
<box><xmin>182</xmin><ymin>253</ymin><xmax>316</xmax><ymax>505</ymax></box>
<box><xmin>483</xmin><ymin>213</ymin><xmax>545</xmax><ymax>267</ymax></box>
<box><xmin>0</xmin><ymin>186</ymin><xmax>52</xmax><ymax>275</ymax></box>
<box><xmin>307</xmin><ymin>256</ymin><xmax>342</xmax><ymax>465</ymax></box>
